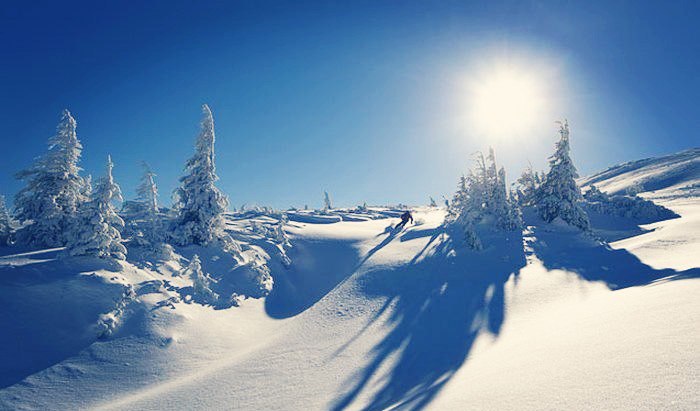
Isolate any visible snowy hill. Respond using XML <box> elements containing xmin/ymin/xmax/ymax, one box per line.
<box><xmin>579</xmin><ymin>147</ymin><xmax>699</xmax><ymax>198</ymax></box>
<box><xmin>1</xmin><ymin>150</ymin><xmax>699</xmax><ymax>410</ymax></box>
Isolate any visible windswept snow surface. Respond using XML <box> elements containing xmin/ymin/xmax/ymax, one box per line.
<box><xmin>1</xmin><ymin>150</ymin><xmax>699</xmax><ymax>410</ymax></box>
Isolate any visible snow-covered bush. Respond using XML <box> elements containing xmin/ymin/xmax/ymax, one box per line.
<box><xmin>14</xmin><ymin>109</ymin><xmax>88</xmax><ymax>247</ymax></box>
<box><xmin>275</xmin><ymin>214</ymin><xmax>292</xmax><ymax>268</ymax></box>
<box><xmin>446</xmin><ymin>148</ymin><xmax>522</xmax><ymax>248</ymax></box>
<box><xmin>66</xmin><ymin>155</ymin><xmax>127</xmax><ymax>260</ymax></box>
<box><xmin>583</xmin><ymin>185</ymin><xmax>678</xmax><ymax>222</ymax></box>
<box><xmin>535</xmin><ymin>120</ymin><xmax>590</xmax><ymax>231</ymax></box>
<box><xmin>0</xmin><ymin>195</ymin><xmax>13</xmax><ymax>245</ymax></box>
<box><xmin>96</xmin><ymin>284</ymin><xmax>136</xmax><ymax>338</ymax></box>
<box><xmin>250</xmin><ymin>259</ymin><xmax>274</xmax><ymax>296</ymax></box>
<box><xmin>171</xmin><ymin>105</ymin><xmax>230</xmax><ymax>246</ymax></box>
<box><xmin>182</xmin><ymin>254</ymin><xmax>219</xmax><ymax>305</ymax></box>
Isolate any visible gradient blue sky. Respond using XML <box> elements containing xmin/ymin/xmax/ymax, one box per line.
<box><xmin>1</xmin><ymin>1</ymin><xmax>698</xmax><ymax>209</ymax></box>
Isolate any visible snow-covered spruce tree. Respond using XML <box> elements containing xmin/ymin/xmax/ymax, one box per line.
<box><xmin>0</xmin><ymin>195</ymin><xmax>13</xmax><ymax>245</ymax></box>
<box><xmin>124</xmin><ymin>163</ymin><xmax>174</xmax><ymax>259</ymax></box>
<box><xmin>535</xmin><ymin>120</ymin><xmax>590</xmax><ymax>230</ymax></box>
<box><xmin>14</xmin><ymin>110</ymin><xmax>86</xmax><ymax>247</ymax></box>
<box><xmin>172</xmin><ymin>105</ymin><xmax>230</xmax><ymax>246</ymax></box>
<box><xmin>182</xmin><ymin>254</ymin><xmax>219</xmax><ymax>305</ymax></box>
<box><xmin>515</xmin><ymin>162</ymin><xmax>540</xmax><ymax>206</ymax></box>
<box><xmin>131</xmin><ymin>162</ymin><xmax>162</xmax><ymax>244</ymax></box>
<box><xmin>323</xmin><ymin>190</ymin><xmax>332</xmax><ymax>211</ymax></box>
<box><xmin>446</xmin><ymin>148</ymin><xmax>522</xmax><ymax>248</ymax></box>
<box><xmin>66</xmin><ymin>155</ymin><xmax>127</xmax><ymax>259</ymax></box>
<box><xmin>495</xmin><ymin>166</ymin><xmax>522</xmax><ymax>230</ymax></box>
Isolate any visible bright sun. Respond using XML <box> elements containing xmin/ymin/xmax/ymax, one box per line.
<box><xmin>468</xmin><ymin>65</ymin><xmax>549</xmax><ymax>139</ymax></box>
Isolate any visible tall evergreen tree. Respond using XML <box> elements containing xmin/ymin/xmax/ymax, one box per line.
<box><xmin>172</xmin><ymin>105</ymin><xmax>229</xmax><ymax>245</ymax></box>
<box><xmin>535</xmin><ymin>120</ymin><xmax>590</xmax><ymax>230</ymax></box>
<box><xmin>67</xmin><ymin>155</ymin><xmax>127</xmax><ymax>259</ymax></box>
<box><xmin>14</xmin><ymin>110</ymin><xmax>86</xmax><ymax>246</ymax></box>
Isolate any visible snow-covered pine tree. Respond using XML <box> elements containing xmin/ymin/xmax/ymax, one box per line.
<box><xmin>429</xmin><ymin>197</ymin><xmax>437</xmax><ymax>207</ymax></box>
<box><xmin>67</xmin><ymin>155</ymin><xmax>127</xmax><ymax>259</ymax></box>
<box><xmin>515</xmin><ymin>162</ymin><xmax>540</xmax><ymax>206</ymax></box>
<box><xmin>132</xmin><ymin>162</ymin><xmax>163</xmax><ymax>244</ymax></box>
<box><xmin>447</xmin><ymin>148</ymin><xmax>522</xmax><ymax>248</ymax></box>
<box><xmin>495</xmin><ymin>166</ymin><xmax>522</xmax><ymax>230</ymax></box>
<box><xmin>323</xmin><ymin>191</ymin><xmax>332</xmax><ymax>211</ymax></box>
<box><xmin>172</xmin><ymin>105</ymin><xmax>230</xmax><ymax>246</ymax></box>
<box><xmin>535</xmin><ymin>120</ymin><xmax>590</xmax><ymax>230</ymax></box>
<box><xmin>183</xmin><ymin>254</ymin><xmax>219</xmax><ymax>304</ymax></box>
<box><xmin>136</xmin><ymin>162</ymin><xmax>158</xmax><ymax>219</ymax></box>
<box><xmin>0</xmin><ymin>195</ymin><xmax>13</xmax><ymax>245</ymax></box>
<box><xmin>14</xmin><ymin>110</ymin><xmax>86</xmax><ymax>247</ymax></box>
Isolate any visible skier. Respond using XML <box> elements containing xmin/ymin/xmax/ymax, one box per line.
<box><xmin>395</xmin><ymin>210</ymin><xmax>414</xmax><ymax>230</ymax></box>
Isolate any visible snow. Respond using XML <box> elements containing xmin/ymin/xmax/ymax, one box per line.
<box><xmin>1</xmin><ymin>149</ymin><xmax>698</xmax><ymax>410</ymax></box>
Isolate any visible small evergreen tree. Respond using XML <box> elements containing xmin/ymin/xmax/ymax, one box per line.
<box><xmin>67</xmin><ymin>155</ymin><xmax>127</xmax><ymax>259</ymax></box>
<box><xmin>535</xmin><ymin>120</ymin><xmax>590</xmax><ymax>230</ymax></box>
<box><xmin>515</xmin><ymin>162</ymin><xmax>540</xmax><ymax>206</ymax></box>
<box><xmin>323</xmin><ymin>191</ymin><xmax>332</xmax><ymax>211</ymax></box>
<box><xmin>132</xmin><ymin>162</ymin><xmax>163</xmax><ymax>244</ymax></box>
<box><xmin>447</xmin><ymin>148</ymin><xmax>522</xmax><ymax>248</ymax></box>
<box><xmin>14</xmin><ymin>110</ymin><xmax>86</xmax><ymax>247</ymax></box>
<box><xmin>172</xmin><ymin>105</ymin><xmax>230</xmax><ymax>245</ymax></box>
<box><xmin>183</xmin><ymin>254</ymin><xmax>219</xmax><ymax>304</ymax></box>
<box><xmin>0</xmin><ymin>195</ymin><xmax>13</xmax><ymax>245</ymax></box>
<box><xmin>136</xmin><ymin>162</ymin><xmax>158</xmax><ymax>219</ymax></box>
<box><xmin>429</xmin><ymin>197</ymin><xmax>437</xmax><ymax>207</ymax></box>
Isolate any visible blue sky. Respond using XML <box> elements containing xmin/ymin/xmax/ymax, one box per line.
<box><xmin>1</xmin><ymin>1</ymin><xmax>698</xmax><ymax>209</ymax></box>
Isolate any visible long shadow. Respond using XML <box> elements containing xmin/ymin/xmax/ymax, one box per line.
<box><xmin>531</xmin><ymin>226</ymin><xmax>699</xmax><ymax>289</ymax></box>
<box><xmin>265</xmin><ymin>238</ymin><xmax>360</xmax><ymax>319</ymax></box>
<box><xmin>332</xmin><ymin>226</ymin><xmax>526</xmax><ymax>410</ymax></box>
<box><xmin>0</xmin><ymin>249</ymin><xmax>125</xmax><ymax>389</ymax></box>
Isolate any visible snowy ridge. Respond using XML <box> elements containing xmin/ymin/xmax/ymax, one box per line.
<box><xmin>579</xmin><ymin>147</ymin><xmax>700</xmax><ymax>197</ymax></box>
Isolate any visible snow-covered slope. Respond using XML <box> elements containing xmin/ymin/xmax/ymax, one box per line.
<box><xmin>1</xmin><ymin>150</ymin><xmax>698</xmax><ymax>411</ymax></box>
<box><xmin>579</xmin><ymin>147</ymin><xmax>699</xmax><ymax>198</ymax></box>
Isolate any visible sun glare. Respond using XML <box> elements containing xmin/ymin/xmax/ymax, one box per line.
<box><xmin>467</xmin><ymin>64</ymin><xmax>549</xmax><ymax>139</ymax></box>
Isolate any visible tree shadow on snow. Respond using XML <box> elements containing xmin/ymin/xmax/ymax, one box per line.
<box><xmin>530</xmin><ymin>225</ymin><xmax>699</xmax><ymax>290</ymax></box>
<box><xmin>331</xmin><ymin>226</ymin><xmax>526</xmax><ymax>411</ymax></box>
